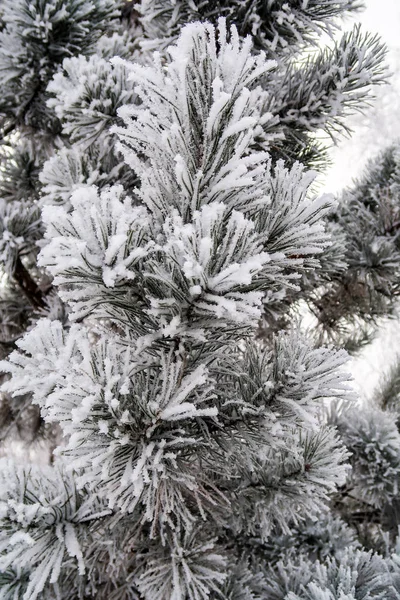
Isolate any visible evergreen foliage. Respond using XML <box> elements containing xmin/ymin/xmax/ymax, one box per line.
<box><xmin>138</xmin><ymin>0</ymin><xmax>364</xmax><ymax>55</ymax></box>
<box><xmin>138</xmin><ymin>0</ymin><xmax>386</xmax><ymax>170</ymax></box>
<box><xmin>0</xmin><ymin>0</ymin><xmax>119</xmax><ymax>136</ymax></box>
<box><xmin>309</xmin><ymin>145</ymin><xmax>400</xmax><ymax>347</ymax></box>
<box><xmin>0</xmin><ymin>0</ymin><xmax>133</xmax><ymax>453</ymax></box>
<box><xmin>0</xmin><ymin>0</ymin><xmax>399</xmax><ymax>598</ymax></box>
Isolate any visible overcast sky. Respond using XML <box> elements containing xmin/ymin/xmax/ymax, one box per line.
<box><xmin>324</xmin><ymin>0</ymin><xmax>400</xmax><ymax>194</ymax></box>
<box><xmin>360</xmin><ymin>0</ymin><xmax>400</xmax><ymax>47</ymax></box>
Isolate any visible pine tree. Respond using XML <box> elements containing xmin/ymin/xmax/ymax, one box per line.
<box><xmin>308</xmin><ymin>144</ymin><xmax>400</xmax><ymax>350</ymax></box>
<box><xmin>0</xmin><ymin>0</ymin><xmax>133</xmax><ymax>454</ymax></box>
<box><xmin>256</xmin><ymin>143</ymin><xmax>400</xmax><ymax>598</ymax></box>
<box><xmin>0</xmin><ymin>1</ymin><xmax>397</xmax><ymax>598</ymax></box>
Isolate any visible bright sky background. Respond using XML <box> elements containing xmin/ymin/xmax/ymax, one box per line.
<box><xmin>359</xmin><ymin>0</ymin><xmax>400</xmax><ymax>45</ymax></box>
<box><xmin>324</xmin><ymin>0</ymin><xmax>400</xmax><ymax>194</ymax></box>
<box><xmin>324</xmin><ymin>0</ymin><xmax>400</xmax><ymax>400</ymax></box>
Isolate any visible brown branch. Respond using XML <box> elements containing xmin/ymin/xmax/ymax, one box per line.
<box><xmin>13</xmin><ymin>256</ymin><xmax>46</xmax><ymax>310</ymax></box>
<box><xmin>0</xmin><ymin>120</ymin><xmax>16</xmax><ymax>143</ymax></box>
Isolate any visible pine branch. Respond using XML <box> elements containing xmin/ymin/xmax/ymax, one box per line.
<box><xmin>0</xmin><ymin>120</ymin><xmax>16</xmax><ymax>142</ymax></box>
<box><xmin>12</xmin><ymin>256</ymin><xmax>46</xmax><ymax>310</ymax></box>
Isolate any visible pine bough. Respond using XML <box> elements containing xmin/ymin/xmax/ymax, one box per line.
<box><xmin>0</xmin><ymin>20</ymin><xmax>357</xmax><ymax>599</ymax></box>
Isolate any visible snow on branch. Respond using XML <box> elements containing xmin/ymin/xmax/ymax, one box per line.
<box><xmin>0</xmin><ymin>460</ymin><xmax>109</xmax><ymax>600</ymax></box>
